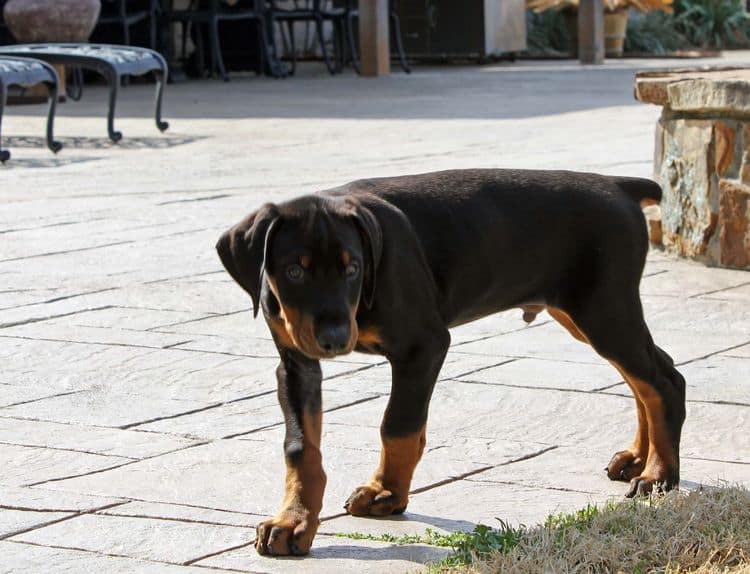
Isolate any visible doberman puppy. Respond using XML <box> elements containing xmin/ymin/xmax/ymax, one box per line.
<box><xmin>216</xmin><ymin>169</ymin><xmax>686</xmax><ymax>556</ymax></box>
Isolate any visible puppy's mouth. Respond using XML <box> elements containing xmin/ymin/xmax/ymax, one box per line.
<box><xmin>293</xmin><ymin>321</ymin><xmax>358</xmax><ymax>360</ymax></box>
<box><xmin>298</xmin><ymin>336</ymin><xmax>357</xmax><ymax>360</ymax></box>
<box><xmin>306</xmin><ymin>348</ymin><xmax>345</xmax><ymax>360</ymax></box>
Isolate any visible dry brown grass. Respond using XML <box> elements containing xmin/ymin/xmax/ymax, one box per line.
<box><xmin>465</xmin><ymin>486</ymin><xmax>750</xmax><ymax>574</ymax></box>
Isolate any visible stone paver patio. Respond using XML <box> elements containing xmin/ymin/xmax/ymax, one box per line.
<box><xmin>1</xmin><ymin>55</ymin><xmax>749</xmax><ymax>573</ymax></box>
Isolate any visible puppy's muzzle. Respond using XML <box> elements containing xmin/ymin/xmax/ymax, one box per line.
<box><xmin>315</xmin><ymin>321</ymin><xmax>351</xmax><ymax>355</ymax></box>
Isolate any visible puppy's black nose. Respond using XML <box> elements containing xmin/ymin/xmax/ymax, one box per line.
<box><xmin>315</xmin><ymin>322</ymin><xmax>351</xmax><ymax>354</ymax></box>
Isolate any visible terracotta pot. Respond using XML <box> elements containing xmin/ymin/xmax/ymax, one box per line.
<box><xmin>563</xmin><ymin>8</ymin><xmax>629</xmax><ymax>58</ymax></box>
<box><xmin>604</xmin><ymin>9</ymin><xmax>629</xmax><ymax>57</ymax></box>
<box><xmin>3</xmin><ymin>0</ymin><xmax>101</xmax><ymax>43</ymax></box>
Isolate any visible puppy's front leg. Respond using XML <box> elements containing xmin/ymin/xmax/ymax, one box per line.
<box><xmin>345</xmin><ymin>329</ymin><xmax>450</xmax><ymax>517</ymax></box>
<box><xmin>256</xmin><ymin>350</ymin><xmax>325</xmax><ymax>556</ymax></box>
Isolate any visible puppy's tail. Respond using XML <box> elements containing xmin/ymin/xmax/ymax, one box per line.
<box><xmin>611</xmin><ymin>176</ymin><xmax>662</xmax><ymax>208</ymax></box>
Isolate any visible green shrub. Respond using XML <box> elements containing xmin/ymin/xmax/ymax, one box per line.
<box><xmin>625</xmin><ymin>10</ymin><xmax>693</xmax><ymax>53</ymax></box>
<box><xmin>528</xmin><ymin>0</ymin><xmax>750</xmax><ymax>55</ymax></box>
<box><xmin>673</xmin><ymin>0</ymin><xmax>749</xmax><ymax>47</ymax></box>
<box><xmin>526</xmin><ymin>10</ymin><xmax>573</xmax><ymax>55</ymax></box>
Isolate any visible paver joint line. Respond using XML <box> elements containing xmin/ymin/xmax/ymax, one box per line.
<box><xmin>182</xmin><ymin>541</ymin><xmax>256</xmax><ymax>566</ymax></box>
<box><xmin>0</xmin><ymin>440</ymin><xmax>139</xmax><ymax>461</ymax></box>
<box><xmin>675</xmin><ymin>340</ymin><xmax>750</xmax><ymax>366</ymax></box>
<box><xmin>0</xmin><ymin>240</ymin><xmax>135</xmax><ymax>263</ymax></box>
<box><xmin>451</xmin><ymin>377</ymin><xmax>750</xmax><ymax>408</ymax></box>
<box><xmin>220</xmin><ymin>393</ymin><xmax>385</xmax><ymax>440</ymax></box>
<box><xmin>0</xmin><ymin>390</ymin><xmax>83</xmax><ymax>410</ymax></box>
<box><xmin>442</xmin><ymin>357</ymin><xmax>519</xmax><ymax>381</ymax></box>
<box><xmin>591</xmin><ymin>381</ymin><xmax>627</xmax><ymax>392</ymax></box>
<box><xmin>145</xmin><ymin>309</ymin><xmax>238</xmax><ymax>331</ymax></box>
<box><xmin>323</xmin><ymin>360</ymin><xmax>389</xmax><ymax>380</ymax></box>
<box><xmin>119</xmin><ymin>389</ymin><xmax>276</xmax><ymax>430</ymax></box>
<box><xmin>141</xmin><ymin>270</ymin><xmax>227</xmax><ymax>285</ymax></box>
<box><xmin>0</xmin><ymin>305</ymin><xmax>115</xmax><ymax>329</ymax></box>
<box><xmin>409</xmin><ymin>445</ymin><xmax>559</xmax><ymax>496</ymax></box>
<box><xmin>449</xmin><ymin>319</ymin><xmax>553</xmax><ymax>349</ymax></box>
<box><xmin>3</xmin><ymin>539</ymin><xmax>250</xmax><ymax>571</ymax></box>
<box><xmin>23</xmin><ymin>441</ymin><xmax>211</xmax><ymax>487</ymax></box>
<box><xmin>0</xmin><ymin>501</ymin><xmax>129</xmax><ymax>542</ymax></box>
<box><xmin>0</xmin><ymin>288</ymin><xmax>119</xmax><ymax>312</ymax></box>
<box><xmin>161</xmin><ymin>339</ymin><xmax>196</xmax><ymax>349</ymax></box>
<box><xmin>689</xmin><ymin>279</ymin><xmax>750</xmax><ymax>299</ymax></box>
<box><xmin>95</xmin><ymin>511</ymin><xmax>251</xmax><ymax>528</ymax></box>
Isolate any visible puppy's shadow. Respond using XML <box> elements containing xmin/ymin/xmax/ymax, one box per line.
<box><xmin>308</xmin><ymin>512</ymin><xmax>479</xmax><ymax>563</ymax></box>
<box><xmin>307</xmin><ymin>541</ymin><xmax>451</xmax><ymax>563</ymax></box>
<box><xmin>355</xmin><ymin>511</ymin><xmax>478</xmax><ymax>533</ymax></box>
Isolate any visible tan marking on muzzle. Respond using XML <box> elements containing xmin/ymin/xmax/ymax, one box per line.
<box><xmin>267</xmin><ymin>275</ymin><xmax>357</xmax><ymax>358</ymax></box>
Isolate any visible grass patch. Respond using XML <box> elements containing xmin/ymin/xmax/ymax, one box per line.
<box><xmin>334</xmin><ymin>523</ymin><xmax>524</xmax><ymax>567</ymax></box>
<box><xmin>334</xmin><ymin>485</ymin><xmax>750</xmax><ymax>573</ymax></box>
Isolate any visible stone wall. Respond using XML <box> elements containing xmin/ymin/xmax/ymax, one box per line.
<box><xmin>637</xmin><ymin>70</ymin><xmax>750</xmax><ymax>270</ymax></box>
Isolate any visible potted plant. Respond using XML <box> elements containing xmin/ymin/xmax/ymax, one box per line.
<box><xmin>3</xmin><ymin>0</ymin><xmax>101</xmax><ymax>102</ymax></box>
<box><xmin>3</xmin><ymin>0</ymin><xmax>101</xmax><ymax>43</ymax></box>
<box><xmin>527</xmin><ymin>0</ymin><xmax>673</xmax><ymax>56</ymax></box>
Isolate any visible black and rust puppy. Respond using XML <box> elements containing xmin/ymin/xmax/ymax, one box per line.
<box><xmin>216</xmin><ymin>169</ymin><xmax>686</xmax><ymax>556</ymax></box>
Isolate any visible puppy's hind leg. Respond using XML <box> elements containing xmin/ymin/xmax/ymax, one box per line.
<box><xmin>556</xmin><ymin>300</ymin><xmax>685</xmax><ymax>497</ymax></box>
<box><xmin>548</xmin><ymin>306</ymin><xmax>649</xmax><ymax>482</ymax></box>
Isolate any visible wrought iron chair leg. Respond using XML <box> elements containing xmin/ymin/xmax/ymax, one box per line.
<box><xmin>286</xmin><ymin>20</ymin><xmax>297</xmax><ymax>76</ymax></box>
<box><xmin>259</xmin><ymin>13</ymin><xmax>287</xmax><ymax>78</ymax></box>
<box><xmin>193</xmin><ymin>22</ymin><xmax>206</xmax><ymax>77</ymax></box>
<box><xmin>106</xmin><ymin>71</ymin><xmax>123</xmax><ymax>142</ymax></box>
<box><xmin>181</xmin><ymin>22</ymin><xmax>189</xmax><ymax>59</ymax></box>
<box><xmin>211</xmin><ymin>17</ymin><xmax>229</xmax><ymax>82</ymax></box>
<box><xmin>0</xmin><ymin>82</ymin><xmax>9</xmax><ymax>163</ymax></box>
<box><xmin>390</xmin><ymin>10</ymin><xmax>410</xmax><ymax>73</ymax></box>
<box><xmin>44</xmin><ymin>80</ymin><xmax>63</xmax><ymax>153</ymax></box>
<box><xmin>149</xmin><ymin>4</ymin><xmax>157</xmax><ymax>49</ymax></box>
<box><xmin>346</xmin><ymin>12</ymin><xmax>359</xmax><ymax>74</ymax></box>
<box><xmin>315</xmin><ymin>14</ymin><xmax>336</xmax><ymax>74</ymax></box>
<box><xmin>67</xmin><ymin>68</ymin><xmax>84</xmax><ymax>101</ymax></box>
<box><xmin>120</xmin><ymin>8</ymin><xmax>132</xmax><ymax>86</ymax></box>
<box><xmin>153</xmin><ymin>53</ymin><xmax>169</xmax><ymax>132</ymax></box>
<box><xmin>279</xmin><ymin>17</ymin><xmax>290</xmax><ymax>54</ymax></box>
<box><xmin>208</xmin><ymin>21</ymin><xmax>217</xmax><ymax>78</ymax></box>
<box><xmin>335</xmin><ymin>19</ymin><xmax>345</xmax><ymax>73</ymax></box>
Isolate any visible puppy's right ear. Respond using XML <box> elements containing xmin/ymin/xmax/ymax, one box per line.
<box><xmin>216</xmin><ymin>204</ymin><xmax>280</xmax><ymax>318</ymax></box>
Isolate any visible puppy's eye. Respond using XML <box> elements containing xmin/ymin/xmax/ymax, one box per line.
<box><xmin>286</xmin><ymin>264</ymin><xmax>305</xmax><ymax>282</ymax></box>
<box><xmin>345</xmin><ymin>262</ymin><xmax>360</xmax><ymax>278</ymax></box>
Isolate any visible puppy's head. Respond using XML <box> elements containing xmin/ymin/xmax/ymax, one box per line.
<box><xmin>216</xmin><ymin>196</ymin><xmax>382</xmax><ymax>359</ymax></box>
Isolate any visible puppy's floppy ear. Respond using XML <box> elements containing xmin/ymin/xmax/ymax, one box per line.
<box><xmin>347</xmin><ymin>199</ymin><xmax>383</xmax><ymax>309</ymax></box>
<box><xmin>216</xmin><ymin>204</ymin><xmax>280</xmax><ymax>318</ymax></box>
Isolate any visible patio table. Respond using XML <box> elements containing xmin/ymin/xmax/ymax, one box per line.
<box><xmin>0</xmin><ymin>43</ymin><xmax>169</xmax><ymax>142</ymax></box>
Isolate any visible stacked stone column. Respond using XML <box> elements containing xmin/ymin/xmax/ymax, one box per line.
<box><xmin>636</xmin><ymin>69</ymin><xmax>750</xmax><ymax>269</ymax></box>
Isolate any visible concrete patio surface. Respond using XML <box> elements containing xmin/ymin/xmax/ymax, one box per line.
<box><xmin>2</xmin><ymin>54</ymin><xmax>750</xmax><ymax>573</ymax></box>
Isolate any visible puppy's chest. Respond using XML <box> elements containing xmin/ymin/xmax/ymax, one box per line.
<box><xmin>355</xmin><ymin>325</ymin><xmax>383</xmax><ymax>354</ymax></box>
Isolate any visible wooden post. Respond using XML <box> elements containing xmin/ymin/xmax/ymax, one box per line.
<box><xmin>359</xmin><ymin>0</ymin><xmax>390</xmax><ymax>76</ymax></box>
<box><xmin>578</xmin><ymin>0</ymin><xmax>604</xmax><ymax>64</ymax></box>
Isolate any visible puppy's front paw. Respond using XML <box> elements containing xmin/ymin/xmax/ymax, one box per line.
<box><xmin>255</xmin><ymin>511</ymin><xmax>319</xmax><ymax>556</ymax></box>
<box><xmin>606</xmin><ymin>449</ymin><xmax>646</xmax><ymax>482</ymax></box>
<box><xmin>344</xmin><ymin>483</ymin><xmax>408</xmax><ymax>517</ymax></box>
